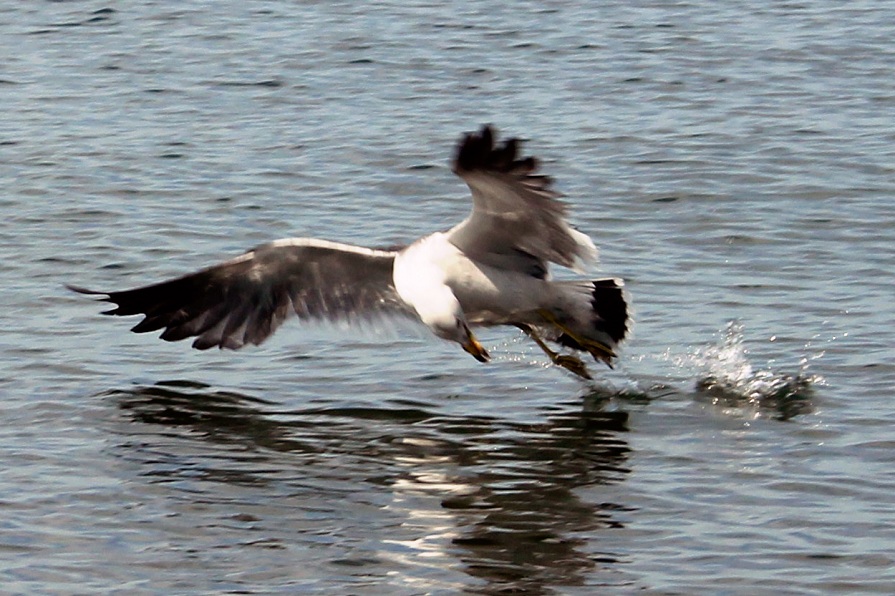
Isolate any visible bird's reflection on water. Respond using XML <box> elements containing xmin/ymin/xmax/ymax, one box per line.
<box><xmin>108</xmin><ymin>381</ymin><xmax>633</xmax><ymax>593</ymax></box>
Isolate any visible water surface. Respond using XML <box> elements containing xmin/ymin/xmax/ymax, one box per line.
<box><xmin>2</xmin><ymin>1</ymin><xmax>894</xmax><ymax>593</ymax></box>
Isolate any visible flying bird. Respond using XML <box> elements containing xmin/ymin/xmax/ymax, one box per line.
<box><xmin>70</xmin><ymin>125</ymin><xmax>629</xmax><ymax>380</ymax></box>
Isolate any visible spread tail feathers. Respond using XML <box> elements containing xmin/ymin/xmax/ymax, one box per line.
<box><xmin>553</xmin><ymin>278</ymin><xmax>630</xmax><ymax>366</ymax></box>
<box><xmin>589</xmin><ymin>278</ymin><xmax>629</xmax><ymax>346</ymax></box>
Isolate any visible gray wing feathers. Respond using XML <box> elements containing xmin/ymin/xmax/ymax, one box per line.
<box><xmin>71</xmin><ymin>240</ymin><xmax>409</xmax><ymax>350</ymax></box>
<box><xmin>448</xmin><ymin>125</ymin><xmax>597</xmax><ymax>272</ymax></box>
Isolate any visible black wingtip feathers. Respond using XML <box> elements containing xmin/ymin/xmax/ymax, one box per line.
<box><xmin>453</xmin><ymin>125</ymin><xmax>533</xmax><ymax>174</ymax></box>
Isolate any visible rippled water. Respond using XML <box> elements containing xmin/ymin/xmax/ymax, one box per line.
<box><xmin>3</xmin><ymin>1</ymin><xmax>894</xmax><ymax>593</ymax></box>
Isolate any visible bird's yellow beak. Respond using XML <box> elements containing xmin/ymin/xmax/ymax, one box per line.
<box><xmin>462</xmin><ymin>332</ymin><xmax>490</xmax><ymax>363</ymax></box>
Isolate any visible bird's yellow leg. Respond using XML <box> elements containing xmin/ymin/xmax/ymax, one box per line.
<box><xmin>536</xmin><ymin>309</ymin><xmax>616</xmax><ymax>367</ymax></box>
<box><xmin>516</xmin><ymin>325</ymin><xmax>592</xmax><ymax>380</ymax></box>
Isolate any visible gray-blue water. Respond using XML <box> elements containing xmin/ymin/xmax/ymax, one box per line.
<box><xmin>3</xmin><ymin>1</ymin><xmax>894</xmax><ymax>593</ymax></box>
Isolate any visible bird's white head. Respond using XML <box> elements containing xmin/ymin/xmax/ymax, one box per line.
<box><xmin>393</xmin><ymin>234</ymin><xmax>490</xmax><ymax>362</ymax></box>
<box><xmin>410</xmin><ymin>286</ymin><xmax>490</xmax><ymax>363</ymax></box>
<box><xmin>415</xmin><ymin>286</ymin><xmax>466</xmax><ymax>342</ymax></box>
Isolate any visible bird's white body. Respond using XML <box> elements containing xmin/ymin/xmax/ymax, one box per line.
<box><xmin>394</xmin><ymin>232</ymin><xmax>596</xmax><ymax>336</ymax></box>
<box><xmin>395</xmin><ymin>232</ymin><xmax>546</xmax><ymax>330</ymax></box>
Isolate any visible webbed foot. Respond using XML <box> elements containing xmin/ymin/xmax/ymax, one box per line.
<box><xmin>551</xmin><ymin>353</ymin><xmax>593</xmax><ymax>380</ymax></box>
<box><xmin>516</xmin><ymin>323</ymin><xmax>593</xmax><ymax>380</ymax></box>
<box><xmin>537</xmin><ymin>309</ymin><xmax>616</xmax><ymax>367</ymax></box>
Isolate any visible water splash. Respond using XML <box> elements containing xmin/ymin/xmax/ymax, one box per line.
<box><xmin>690</xmin><ymin>322</ymin><xmax>820</xmax><ymax>420</ymax></box>
<box><xmin>488</xmin><ymin>323</ymin><xmax>821</xmax><ymax>420</ymax></box>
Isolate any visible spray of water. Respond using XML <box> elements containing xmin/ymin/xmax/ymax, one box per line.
<box><xmin>687</xmin><ymin>321</ymin><xmax>820</xmax><ymax>420</ymax></box>
<box><xmin>495</xmin><ymin>322</ymin><xmax>822</xmax><ymax>420</ymax></box>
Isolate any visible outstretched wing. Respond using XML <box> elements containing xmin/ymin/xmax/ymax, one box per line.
<box><xmin>447</xmin><ymin>125</ymin><xmax>597</xmax><ymax>274</ymax></box>
<box><xmin>70</xmin><ymin>238</ymin><xmax>414</xmax><ymax>350</ymax></box>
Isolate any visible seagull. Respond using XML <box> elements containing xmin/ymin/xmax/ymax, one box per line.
<box><xmin>70</xmin><ymin>125</ymin><xmax>630</xmax><ymax>380</ymax></box>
